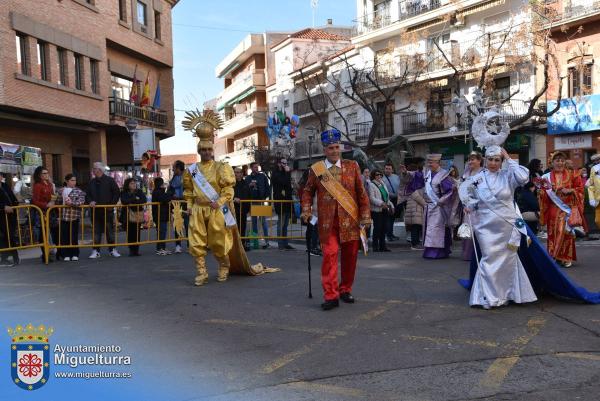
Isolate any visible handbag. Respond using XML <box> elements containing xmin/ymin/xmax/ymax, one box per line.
<box><xmin>128</xmin><ymin>209</ymin><xmax>145</xmax><ymax>224</ymax></box>
<box><xmin>457</xmin><ymin>223</ymin><xmax>472</xmax><ymax>239</ymax></box>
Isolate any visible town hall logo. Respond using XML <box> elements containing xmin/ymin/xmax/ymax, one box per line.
<box><xmin>7</xmin><ymin>323</ymin><xmax>53</xmax><ymax>391</ymax></box>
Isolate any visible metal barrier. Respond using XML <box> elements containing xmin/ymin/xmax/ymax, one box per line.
<box><xmin>0</xmin><ymin>199</ymin><xmax>306</xmax><ymax>264</ymax></box>
<box><xmin>44</xmin><ymin>202</ymin><xmax>187</xmax><ymax>264</ymax></box>
<box><xmin>235</xmin><ymin>199</ymin><xmax>305</xmax><ymax>242</ymax></box>
<box><xmin>0</xmin><ymin>204</ymin><xmax>48</xmax><ymax>254</ymax></box>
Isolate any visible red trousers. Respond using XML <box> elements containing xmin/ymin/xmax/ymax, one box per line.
<box><xmin>320</xmin><ymin>212</ymin><xmax>359</xmax><ymax>301</ymax></box>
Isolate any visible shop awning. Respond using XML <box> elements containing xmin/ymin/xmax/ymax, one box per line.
<box><xmin>216</xmin><ymin>87</ymin><xmax>257</xmax><ymax>111</ymax></box>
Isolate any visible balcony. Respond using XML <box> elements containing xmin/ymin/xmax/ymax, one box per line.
<box><xmin>354</xmin><ymin>7</ymin><xmax>392</xmax><ymax>36</ymax></box>
<box><xmin>556</xmin><ymin>1</ymin><xmax>600</xmax><ymax>23</ymax></box>
<box><xmin>216</xmin><ymin>69</ymin><xmax>265</xmax><ymax>111</ymax></box>
<box><xmin>294</xmin><ymin>139</ymin><xmax>323</xmax><ymax>158</ymax></box>
<box><xmin>400</xmin><ymin>100</ymin><xmax>531</xmax><ymax>136</ymax></box>
<box><xmin>398</xmin><ymin>0</ymin><xmax>441</xmax><ymax>21</ymax></box>
<box><xmin>351</xmin><ymin>121</ymin><xmax>394</xmax><ymax>143</ymax></box>
<box><xmin>216</xmin><ymin>110</ymin><xmax>267</xmax><ymax>139</ymax></box>
<box><xmin>215</xmin><ymin>34</ymin><xmax>265</xmax><ymax>78</ymax></box>
<box><xmin>293</xmin><ymin>93</ymin><xmax>328</xmax><ymax>116</ymax></box>
<box><xmin>109</xmin><ymin>97</ymin><xmax>168</xmax><ymax>128</ymax></box>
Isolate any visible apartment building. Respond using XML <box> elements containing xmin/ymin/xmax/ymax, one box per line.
<box><xmin>213</xmin><ymin>32</ymin><xmax>289</xmax><ymax>168</ymax></box>
<box><xmin>0</xmin><ymin>0</ymin><xmax>177</xmax><ymax>187</ymax></box>
<box><xmin>267</xmin><ymin>27</ymin><xmax>353</xmax><ymax>168</ymax></box>
<box><xmin>545</xmin><ymin>0</ymin><xmax>600</xmax><ymax>168</ymax></box>
<box><xmin>352</xmin><ymin>0</ymin><xmax>540</xmax><ymax>169</ymax></box>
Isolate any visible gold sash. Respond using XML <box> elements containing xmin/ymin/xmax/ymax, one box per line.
<box><xmin>311</xmin><ymin>161</ymin><xmax>368</xmax><ymax>253</ymax></box>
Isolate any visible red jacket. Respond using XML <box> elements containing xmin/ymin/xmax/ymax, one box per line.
<box><xmin>32</xmin><ymin>181</ymin><xmax>54</xmax><ymax>210</ymax></box>
<box><xmin>301</xmin><ymin>159</ymin><xmax>371</xmax><ymax>243</ymax></box>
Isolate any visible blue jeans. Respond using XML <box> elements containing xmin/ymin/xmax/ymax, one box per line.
<box><xmin>156</xmin><ymin>221</ymin><xmax>168</xmax><ymax>250</ymax></box>
<box><xmin>276</xmin><ymin>211</ymin><xmax>290</xmax><ymax>248</ymax></box>
<box><xmin>251</xmin><ymin>216</ymin><xmax>269</xmax><ymax>243</ymax></box>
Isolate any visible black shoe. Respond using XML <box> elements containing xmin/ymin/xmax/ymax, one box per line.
<box><xmin>321</xmin><ymin>299</ymin><xmax>339</xmax><ymax>310</ymax></box>
<box><xmin>381</xmin><ymin>248</ymin><xmax>392</xmax><ymax>252</ymax></box>
<box><xmin>340</xmin><ymin>293</ymin><xmax>355</xmax><ymax>303</ymax></box>
<box><xmin>262</xmin><ymin>243</ymin><xmax>270</xmax><ymax>249</ymax></box>
<box><xmin>284</xmin><ymin>244</ymin><xmax>295</xmax><ymax>250</ymax></box>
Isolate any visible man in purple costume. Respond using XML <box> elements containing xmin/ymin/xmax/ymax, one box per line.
<box><xmin>401</xmin><ymin>154</ymin><xmax>456</xmax><ymax>259</ymax></box>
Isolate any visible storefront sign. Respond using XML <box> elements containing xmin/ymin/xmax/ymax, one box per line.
<box><xmin>554</xmin><ymin>134</ymin><xmax>592</xmax><ymax>150</ymax></box>
<box><xmin>548</xmin><ymin>94</ymin><xmax>600</xmax><ymax>134</ymax></box>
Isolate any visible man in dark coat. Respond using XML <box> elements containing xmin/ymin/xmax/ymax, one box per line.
<box><xmin>271</xmin><ymin>158</ymin><xmax>294</xmax><ymax>250</ymax></box>
<box><xmin>244</xmin><ymin>162</ymin><xmax>271</xmax><ymax>248</ymax></box>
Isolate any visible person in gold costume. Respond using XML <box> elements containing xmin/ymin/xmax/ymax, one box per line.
<box><xmin>182</xmin><ymin>110</ymin><xmax>236</xmax><ymax>285</ymax></box>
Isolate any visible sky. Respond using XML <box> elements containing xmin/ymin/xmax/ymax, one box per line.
<box><xmin>160</xmin><ymin>0</ymin><xmax>357</xmax><ymax>155</ymax></box>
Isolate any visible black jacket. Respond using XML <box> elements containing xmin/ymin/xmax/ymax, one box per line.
<box><xmin>0</xmin><ymin>182</ymin><xmax>18</xmax><ymax>237</ymax></box>
<box><xmin>87</xmin><ymin>174</ymin><xmax>120</xmax><ymax>205</ymax></box>
<box><xmin>234</xmin><ymin>179</ymin><xmax>251</xmax><ymax>215</ymax></box>
<box><xmin>271</xmin><ymin>168</ymin><xmax>293</xmax><ymax>215</ymax></box>
<box><xmin>151</xmin><ymin>187</ymin><xmax>174</xmax><ymax>222</ymax></box>
<box><xmin>518</xmin><ymin>190</ymin><xmax>540</xmax><ymax>213</ymax></box>
<box><xmin>244</xmin><ymin>172</ymin><xmax>270</xmax><ymax>200</ymax></box>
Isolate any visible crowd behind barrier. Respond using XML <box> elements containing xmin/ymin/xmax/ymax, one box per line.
<box><xmin>0</xmin><ymin>200</ymin><xmax>305</xmax><ymax>264</ymax></box>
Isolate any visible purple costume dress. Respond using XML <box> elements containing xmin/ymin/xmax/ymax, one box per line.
<box><xmin>422</xmin><ymin>169</ymin><xmax>456</xmax><ymax>259</ymax></box>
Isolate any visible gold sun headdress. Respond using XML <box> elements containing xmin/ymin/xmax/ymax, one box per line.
<box><xmin>181</xmin><ymin>109</ymin><xmax>224</xmax><ymax>150</ymax></box>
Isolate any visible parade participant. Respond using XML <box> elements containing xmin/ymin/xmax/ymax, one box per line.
<box><xmin>460</xmin><ymin>151</ymin><xmax>483</xmax><ymax>260</ymax></box>
<box><xmin>586</xmin><ymin>153</ymin><xmax>600</xmax><ymax>229</ymax></box>
<box><xmin>182</xmin><ymin>110</ymin><xmax>236</xmax><ymax>285</ymax></box>
<box><xmin>538</xmin><ymin>152</ymin><xmax>585</xmax><ymax>268</ymax></box>
<box><xmin>460</xmin><ymin>112</ymin><xmax>600</xmax><ymax>306</ymax></box>
<box><xmin>460</xmin><ymin>146</ymin><xmax>537</xmax><ymax>309</ymax></box>
<box><xmin>301</xmin><ymin>129</ymin><xmax>371</xmax><ymax>310</ymax></box>
<box><xmin>401</xmin><ymin>154</ymin><xmax>456</xmax><ymax>259</ymax></box>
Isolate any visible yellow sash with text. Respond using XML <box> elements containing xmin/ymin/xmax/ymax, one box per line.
<box><xmin>311</xmin><ymin>161</ymin><xmax>368</xmax><ymax>253</ymax></box>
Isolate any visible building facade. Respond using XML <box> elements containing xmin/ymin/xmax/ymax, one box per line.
<box><xmin>545</xmin><ymin>0</ymin><xmax>600</xmax><ymax>169</ymax></box>
<box><xmin>352</xmin><ymin>0</ymin><xmax>541</xmax><ymax>171</ymax></box>
<box><xmin>0</xmin><ymin>0</ymin><xmax>177</xmax><ymax>188</ymax></box>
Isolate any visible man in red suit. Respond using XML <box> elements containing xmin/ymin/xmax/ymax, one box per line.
<box><xmin>301</xmin><ymin>129</ymin><xmax>371</xmax><ymax>310</ymax></box>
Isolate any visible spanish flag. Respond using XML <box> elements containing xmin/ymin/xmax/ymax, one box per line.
<box><xmin>129</xmin><ymin>65</ymin><xmax>139</xmax><ymax>104</ymax></box>
<box><xmin>140</xmin><ymin>72</ymin><xmax>150</xmax><ymax>107</ymax></box>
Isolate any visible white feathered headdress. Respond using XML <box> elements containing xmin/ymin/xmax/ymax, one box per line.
<box><xmin>471</xmin><ymin>110</ymin><xmax>510</xmax><ymax>157</ymax></box>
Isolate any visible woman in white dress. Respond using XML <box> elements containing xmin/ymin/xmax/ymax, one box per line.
<box><xmin>459</xmin><ymin>147</ymin><xmax>537</xmax><ymax>309</ymax></box>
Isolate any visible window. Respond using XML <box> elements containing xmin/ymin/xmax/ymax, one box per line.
<box><xmin>154</xmin><ymin>10</ymin><xmax>161</xmax><ymax>40</ymax></box>
<box><xmin>16</xmin><ymin>34</ymin><xmax>30</xmax><ymax>75</ymax></box>
<box><xmin>57</xmin><ymin>48</ymin><xmax>68</xmax><ymax>86</ymax></box>
<box><xmin>137</xmin><ymin>1</ymin><xmax>147</xmax><ymax>26</ymax></box>
<box><xmin>111</xmin><ymin>74</ymin><xmax>133</xmax><ymax>100</ymax></box>
<box><xmin>119</xmin><ymin>0</ymin><xmax>127</xmax><ymax>22</ymax></box>
<box><xmin>90</xmin><ymin>59</ymin><xmax>99</xmax><ymax>94</ymax></box>
<box><xmin>377</xmin><ymin>101</ymin><xmax>395</xmax><ymax>138</ymax></box>
<box><xmin>74</xmin><ymin>53</ymin><xmax>84</xmax><ymax>90</ymax></box>
<box><xmin>569</xmin><ymin>65</ymin><xmax>592</xmax><ymax>97</ymax></box>
<box><xmin>493</xmin><ymin>76</ymin><xmax>511</xmax><ymax>101</ymax></box>
<box><xmin>37</xmin><ymin>40</ymin><xmax>50</xmax><ymax>81</ymax></box>
<box><xmin>283</xmin><ymin>99</ymin><xmax>289</xmax><ymax>108</ymax></box>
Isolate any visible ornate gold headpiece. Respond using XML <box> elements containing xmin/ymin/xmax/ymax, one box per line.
<box><xmin>182</xmin><ymin>109</ymin><xmax>224</xmax><ymax>150</ymax></box>
<box><xmin>7</xmin><ymin>324</ymin><xmax>54</xmax><ymax>343</ymax></box>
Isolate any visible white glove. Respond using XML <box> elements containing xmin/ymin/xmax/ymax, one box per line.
<box><xmin>590</xmin><ymin>199</ymin><xmax>598</xmax><ymax>208</ymax></box>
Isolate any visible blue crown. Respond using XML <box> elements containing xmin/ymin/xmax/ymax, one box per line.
<box><xmin>320</xmin><ymin>129</ymin><xmax>341</xmax><ymax>145</ymax></box>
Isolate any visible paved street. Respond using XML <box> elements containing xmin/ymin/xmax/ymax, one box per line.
<box><xmin>1</xmin><ymin>238</ymin><xmax>599</xmax><ymax>401</ymax></box>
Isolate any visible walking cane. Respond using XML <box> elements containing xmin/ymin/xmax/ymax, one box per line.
<box><xmin>306</xmin><ymin>223</ymin><xmax>313</xmax><ymax>299</ymax></box>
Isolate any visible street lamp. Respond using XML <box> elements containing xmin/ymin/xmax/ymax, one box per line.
<box><xmin>125</xmin><ymin>118</ymin><xmax>138</xmax><ymax>179</ymax></box>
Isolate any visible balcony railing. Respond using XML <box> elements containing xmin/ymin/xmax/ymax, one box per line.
<box><xmin>399</xmin><ymin>0</ymin><xmax>442</xmax><ymax>21</ymax></box>
<box><xmin>353</xmin><ymin>6</ymin><xmax>392</xmax><ymax>36</ymax></box>
<box><xmin>558</xmin><ymin>1</ymin><xmax>600</xmax><ymax>22</ymax></box>
<box><xmin>400</xmin><ymin>100</ymin><xmax>531</xmax><ymax>135</ymax></box>
<box><xmin>354</xmin><ymin>0</ymin><xmax>442</xmax><ymax>35</ymax></box>
<box><xmin>294</xmin><ymin>140</ymin><xmax>323</xmax><ymax>158</ymax></box>
<box><xmin>351</xmin><ymin>121</ymin><xmax>394</xmax><ymax>143</ymax></box>
<box><xmin>109</xmin><ymin>97</ymin><xmax>168</xmax><ymax>127</ymax></box>
<box><xmin>293</xmin><ymin>94</ymin><xmax>328</xmax><ymax>116</ymax></box>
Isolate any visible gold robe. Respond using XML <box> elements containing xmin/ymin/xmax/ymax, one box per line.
<box><xmin>183</xmin><ymin>160</ymin><xmax>235</xmax><ymax>258</ymax></box>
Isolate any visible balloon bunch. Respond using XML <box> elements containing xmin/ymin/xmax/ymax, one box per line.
<box><xmin>266</xmin><ymin>111</ymin><xmax>300</xmax><ymax>141</ymax></box>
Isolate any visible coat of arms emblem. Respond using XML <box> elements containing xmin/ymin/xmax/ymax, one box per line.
<box><xmin>8</xmin><ymin>323</ymin><xmax>53</xmax><ymax>390</ymax></box>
